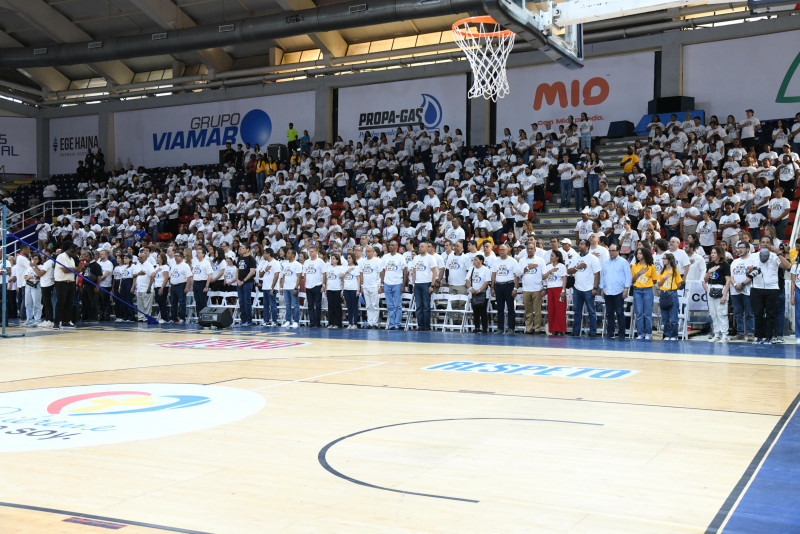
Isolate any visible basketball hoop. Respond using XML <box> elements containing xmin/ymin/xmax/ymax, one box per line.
<box><xmin>452</xmin><ymin>16</ymin><xmax>516</xmax><ymax>101</ymax></box>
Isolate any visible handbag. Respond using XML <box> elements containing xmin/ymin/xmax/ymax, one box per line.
<box><xmin>469</xmin><ymin>269</ymin><xmax>487</xmax><ymax>306</ymax></box>
<box><xmin>26</xmin><ymin>280</ymin><xmax>39</xmax><ymax>289</ymax></box>
<box><xmin>659</xmin><ymin>290</ymin><xmax>674</xmax><ymax>310</ymax></box>
<box><xmin>709</xmin><ymin>286</ymin><xmax>723</xmax><ymax>299</ymax></box>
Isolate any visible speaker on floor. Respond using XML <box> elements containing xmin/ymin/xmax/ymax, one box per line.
<box><xmin>197</xmin><ymin>307</ymin><xmax>233</xmax><ymax>328</ymax></box>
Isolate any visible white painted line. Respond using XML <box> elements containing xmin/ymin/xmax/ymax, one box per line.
<box><xmin>250</xmin><ymin>362</ymin><xmax>387</xmax><ymax>391</ymax></box>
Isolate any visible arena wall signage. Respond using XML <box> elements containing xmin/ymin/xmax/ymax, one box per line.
<box><xmin>337</xmin><ymin>75</ymin><xmax>466</xmax><ymax>144</ymax></box>
<box><xmin>496</xmin><ymin>52</ymin><xmax>655</xmax><ymax>139</ymax></box>
<box><xmin>0</xmin><ymin>383</ymin><xmax>265</xmax><ymax>452</ymax></box>
<box><xmin>114</xmin><ymin>92</ymin><xmax>315</xmax><ymax>168</ymax></box>
<box><xmin>683</xmin><ymin>30</ymin><xmax>800</xmax><ymax>119</ymax></box>
<box><xmin>49</xmin><ymin>115</ymin><xmax>100</xmax><ymax>175</ymax></box>
<box><xmin>0</xmin><ymin>117</ymin><xmax>36</xmax><ymax>175</ymax></box>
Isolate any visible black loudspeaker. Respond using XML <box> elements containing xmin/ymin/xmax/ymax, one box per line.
<box><xmin>267</xmin><ymin>144</ymin><xmax>288</xmax><ymax>162</ymax></box>
<box><xmin>606</xmin><ymin>121</ymin><xmax>634</xmax><ymax>138</ymax></box>
<box><xmin>647</xmin><ymin>96</ymin><xmax>696</xmax><ymax>114</ymax></box>
<box><xmin>197</xmin><ymin>307</ymin><xmax>233</xmax><ymax>328</ymax></box>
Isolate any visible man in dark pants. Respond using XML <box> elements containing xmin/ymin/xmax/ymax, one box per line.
<box><xmin>53</xmin><ymin>245</ymin><xmax>79</xmax><ymax>329</ymax></box>
<box><xmin>236</xmin><ymin>244</ymin><xmax>257</xmax><ymax>326</ymax></box>
<box><xmin>747</xmin><ymin>241</ymin><xmax>790</xmax><ymax>344</ymax></box>
<box><xmin>600</xmin><ymin>244</ymin><xmax>632</xmax><ymax>338</ymax></box>
<box><xmin>491</xmin><ymin>244</ymin><xmax>519</xmax><ymax>334</ymax></box>
<box><xmin>80</xmin><ymin>250</ymin><xmax>101</xmax><ymax>322</ymax></box>
<box><xmin>302</xmin><ymin>246</ymin><xmax>325</xmax><ymax>327</ymax></box>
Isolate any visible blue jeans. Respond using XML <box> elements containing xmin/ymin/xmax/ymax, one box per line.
<box><xmin>343</xmin><ymin>289</ymin><xmax>359</xmax><ymax>326</ymax></box>
<box><xmin>660</xmin><ymin>290</ymin><xmax>679</xmax><ymax>338</ymax></box>
<box><xmin>581</xmin><ymin>132</ymin><xmax>591</xmax><ymax>150</ymax></box>
<box><xmin>306</xmin><ymin>285</ymin><xmax>322</xmax><ymax>326</ymax></box>
<box><xmin>237</xmin><ymin>281</ymin><xmax>253</xmax><ymax>324</ymax></box>
<box><xmin>256</xmin><ymin>171</ymin><xmax>266</xmax><ymax>192</ymax></box>
<box><xmin>574</xmin><ymin>186</ymin><xmax>585</xmax><ymax>211</ymax></box>
<box><xmin>263</xmin><ymin>289</ymin><xmax>278</xmax><ymax>323</ymax></box>
<box><xmin>587</xmin><ymin>174</ymin><xmax>599</xmax><ymax>198</ymax></box>
<box><xmin>560</xmin><ymin>178</ymin><xmax>573</xmax><ymax>207</ymax></box>
<box><xmin>571</xmin><ymin>289</ymin><xmax>597</xmax><ymax>336</ymax></box>
<box><xmin>384</xmin><ymin>283</ymin><xmax>402</xmax><ymax>328</ymax></box>
<box><xmin>283</xmin><ymin>289</ymin><xmax>299</xmax><ymax>323</ymax></box>
<box><xmin>730</xmin><ymin>293</ymin><xmax>754</xmax><ymax>336</ymax></box>
<box><xmin>170</xmin><ymin>283</ymin><xmax>187</xmax><ymax>321</ymax></box>
<box><xmin>413</xmin><ymin>282</ymin><xmax>432</xmax><ymax>330</ymax></box>
<box><xmin>633</xmin><ymin>287</ymin><xmax>653</xmax><ymax>337</ymax></box>
<box><xmin>604</xmin><ymin>292</ymin><xmax>625</xmax><ymax>337</ymax></box>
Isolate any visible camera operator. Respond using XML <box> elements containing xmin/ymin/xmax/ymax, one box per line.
<box><xmin>747</xmin><ymin>240</ymin><xmax>790</xmax><ymax>344</ymax></box>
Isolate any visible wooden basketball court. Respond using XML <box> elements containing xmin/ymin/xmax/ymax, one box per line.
<box><xmin>0</xmin><ymin>326</ymin><xmax>798</xmax><ymax>533</ymax></box>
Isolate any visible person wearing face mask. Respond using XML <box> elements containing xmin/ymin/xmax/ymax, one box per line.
<box><xmin>747</xmin><ymin>241</ymin><xmax>790</xmax><ymax>344</ymax></box>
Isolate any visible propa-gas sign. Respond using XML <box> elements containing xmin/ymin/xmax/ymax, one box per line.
<box><xmin>152</xmin><ymin>109</ymin><xmax>273</xmax><ymax>152</ymax></box>
<box><xmin>358</xmin><ymin>94</ymin><xmax>443</xmax><ymax>131</ymax></box>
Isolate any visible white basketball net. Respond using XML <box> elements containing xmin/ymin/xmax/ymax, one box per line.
<box><xmin>452</xmin><ymin>17</ymin><xmax>516</xmax><ymax>101</ymax></box>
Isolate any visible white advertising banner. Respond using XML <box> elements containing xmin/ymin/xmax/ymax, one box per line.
<box><xmin>50</xmin><ymin>115</ymin><xmax>99</xmax><ymax>174</ymax></box>
<box><xmin>114</xmin><ymin>92</ymin><xmax>315</xmax><ymax>168</ymax></box>
<box><xmin>337</xmin><ymin>75</ymin><xmax>466</xmax><ymax>144</ymax></box>
<box><xmin>0</xmin><ymin>117</ymin><xmax>36</xmax><ymax>175</ymax></box>
<box><xmin>496</xmin><ymin>53</ymin><xmax>655</xmax><ymax>139</ymax></box>
<box><xmin>684</xmin><ymin>30</ymin><xmax>800</xmax><ymax>120</ymax></box>
<box><xmin>686</xmin><ymin>281</ymin><xmax>709</xmax><ymax>312</ymax></box>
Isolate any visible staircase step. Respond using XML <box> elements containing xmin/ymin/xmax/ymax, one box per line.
<box><xmin>536</xmin><ymin>213</ymin><xmax>581</xmax><ymax>224</ymax></box>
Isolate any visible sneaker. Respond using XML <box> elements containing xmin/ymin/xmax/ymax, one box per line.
<box><xmin>707</xmin><ymin>334</ymin><xmax>716</xmax><ymax>341</ymax></box>
<box><xmin>62</xmin><ymin>322</ymin><xmax>76</xmax><ymax>329</ymax></box>
<box><xmin>644</xmin><ymin>335</ymin><xmax>651</xmax><ymax>340</ymax></box>
<box><xmin>635</xmin><ymin>335</ymin><xmax>644</xmax><ymax>340</ymax></box>
<box><xmin>115</xmin><ymin>318</ymin><xmax>124</xmax><ymax>323</ymax></box>
<box><xmin>52</xmin><ymin>325</ymin><xmax>60</xmax><ymax>330</ymax></box>
<box><xmin>774</xmin><ymin>337</ymin><xmax>785</xmax><ymax>344</ymax></box>
<box><xmin>240</xmin><ymin>322</ymin><xmax>252</xmax><ymax>327</ymax></box>
<box><xmin>719</xmin><ymin>336</ymin><xmax>729</xmax><ymax>343</ymax></box>
<box><xmin>746</xmin><ymin>336</ymin><xmax>755</xmax><ymax>342</ymax></box>
<box><xmin>291</xmin><ymin>322</ymin><xmax>299</xmax><ymax>328</ymax></box>
<box><xmin>752</xmin><ymin>338</ymin><xmax>763</xmax><ymax>345</ymax></box>
<box><xmin>732</xmin><ymin>334</ymin><xmax>745</xmax><ymax>341</ymax></box>
<box><xmin>282</xmin><ymin>321</ymin><xmax>291</xmax><ymax>328</ymax></box>
<box><xmin>263</xmin><ymin>322</ymin><xmax>274</xmax><ymax>327</ymax></box>
<box><xmin>158</xmin><ymin>319</ymin><xmax>167</xmax><ymax>324</ymax></box>
<box><xmin>709</xmin><ymin>335</ymin><xmax>718</xmax><ymax>342</ymax></box>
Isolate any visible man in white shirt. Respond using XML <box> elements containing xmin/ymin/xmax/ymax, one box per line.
<box><xmin>280</xmin><ymin>249</ymin><xmax>303</xmax><ymax>328</ymax></box>
<box><xmin>729</xmin><ymin>242</ymin><xmax>755</xmax><ymax>341</ymax></box>
<box><xmin>444</xmin><ymin>240</ymin><xmax>470</xmax><ymax>310</ymax></box>
<box><xmin>410</xmin><ymin>241</ymin><xmax>438</xmax><ymax>331</ymax></box>
<box><xmin>381</xmin><ymin>240</ymin><xmax>407</xmax><ymax>329</ymax></box>
<box><xmin>15</xmin><ymin>246</ymin><xmax>30</xmax><ymax>321</ymax></box>
<box><xmin>131</xmin><ymin>249</ymin><xmax>154</xmax><ymax>322</ymax></box>
<box><xmin>747</xmin><ymin>242</ymin><xmax>790</xmax><ymax>343</ymax></box>
<box><xmin>168</xmin><ymin>251</ymin><xmax>193</xmax><ymax>324</ymax></box>
<box><xmin>668</xmin><ymin>237</ymin><xmax>691</xmax><ymax>282</ymax></box>
<box><xmin>491</xmin><ymin>244</ymin><xmax>519</xmax><ymax>334</ymax></box>
<box><xmin>260</xmin><ymin>249</ymin><xmax>282</xmax><ymax>326</ymax></box>
<box><xmin>738</xmin><ymin>109</ymin><xmax>761</xmax><ymax>150</ymax></box>
<box><xmin>191</xmin><ymin>248</ymin><xmax>213</xmax><ymax>316</ymax></box>
<box><xmin>360</xmin><ymin>245</ymin><xmax>384</xmax><ymax>329</ymax></box>
<box><xmin>567</xmin><ymin>239</ymin><xmax>601</xmax><ymax>337</ymax></box>
<box><xmin>519</xmin><ymin>243</ymin><xmax>545</xmax><ymax>334</ymax></box>
<box><xmin>303</xmin><ymin>246</ymin><xmax>327</xmax><ymax>328</ymax></box>
<box><xmin>769</xmin><ymin>187</ymin><xmax>791</xmax><ymax>243</ymax></box>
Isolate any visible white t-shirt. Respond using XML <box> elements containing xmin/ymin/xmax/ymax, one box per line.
<box><xmin>730</xmin><ymin>256</ymin><xmax>754</xmax><ymax>296</ymax></box>
<box><xmin>749</xmin><ymin>252</ymin><xmax>781</xmax><ymax>290</ymax></box>
<box><xmin>360</xmin><ymin>257</ymin><xmax>383</xmax><ymax>289</ymax></box>
<box><xmin>169</xmin><ymin>262</ymin><xmax>192</xmax><ymax>285</ymax></box>
<box><xmin>260</xmin><ymin>259</ymin><xmax>282</xmax><ymax>290</ymax></box>
<box><xmin>469</xmin><ymin>265</ymin><xmax>492</xmax><ymax>296</ymax></box>
<box><xmin>342</xmin><ymin>265</ymin><xmax>360</xmax><ymax>290</ymax></box>
<box><xmin>382</xmin><ymin>253</ymin><xmax>407</xmax><ymax>286</ymax></box>
<box><xmin>445</xmin><ymin>253</ymin><xmax>470</xmax><ymax>286</ymax></box>
<box><xmin>281</xmin><ymin>260</ymin><xmax>303</xmax><ymax>290</ymax></box>
<box><xmin>769</xmin><ymin>197</ymin><xmax>791</xmax><ymax>221</ymax></box>
<box><xmin>492</xmin><ymin>257</ymin><xmax>519</xmax><ymax>284</ymax></box>
<box><xmin>39</xmin><ymin>259</ymin><xmax>55</xmax><ymax>288</ymax></box>
<box><xmin>325</xmin><ymin>264</ymin><xmax>344</xmax><ymax>291</ymax></box>
<box><xmin>411</xmin><ymin>254</ymin><xmax>437</xmax><ymax>284</ymax></box>
<box><xmin>545</xmin><ymin>263</ymin><xmax>568</xmax><ymax>289</ymax></box>
<box><xmin>518</xmin><ymin>255</ymin><xmax>545</xmax><ymax>292</ymax></box>
<box><xmin>569</xmin><ymin>253</ymin><xmax>601</xmax><ymax>291</ymax></box>
<box><xmin>132</xmin><ymin>261</ymin><xmax>154</xmax><ymax>292</ymax></box>
<box><xmin>303</xmin><ymin>257</ymin><xmax>327</xmax><ymax>289</ymax></box>
<box><xmin>54</xmin><ymin>252</ymin><xmax>76</xmax><ymax>282</ymax></box>
<box><xmin>192</xmin><ymin>259</ymin><xmax>213</xmax><ymax>282</ymax></box>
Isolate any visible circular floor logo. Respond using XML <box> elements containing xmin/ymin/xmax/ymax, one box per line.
<box><xmin>0</xmin><ymin>383</ymin><xmax>265</xmax><ymax>452</ymax></box>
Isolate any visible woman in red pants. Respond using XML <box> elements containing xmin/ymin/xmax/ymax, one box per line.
<box><xmin>544</xmin><ymin>250</ymin><xmax>568</xmax><ymax>335</ymax></box>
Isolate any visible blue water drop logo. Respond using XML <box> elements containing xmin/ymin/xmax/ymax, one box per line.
<box><xmin>420</xmin><ymin>94</ymin><xmax>443</xmax><ymax>129</ymax></box>
<box><xmin>240</xmin><ymin>109</ymin><xmax>272</xmax><ymax>146</ymax></box>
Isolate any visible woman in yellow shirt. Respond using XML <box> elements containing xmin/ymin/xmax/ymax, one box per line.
<box><xmin>657</xmin><ymin>252</ymin><xmax>683</xmax><ymax>340</ymax></box>
<box><xmin>476</xmin><ymin>228</ymin><xmax>494</xmax><ymax>249</ymax></box>
<box><xmin>631</xmin><ymin>246</ymin><xmax>656</xmax><ymax>340</ymax></box>
<box><xmin>256</xmin><ymin>156</ymin><xmax>269</xmax><ymax>193</ymax></box>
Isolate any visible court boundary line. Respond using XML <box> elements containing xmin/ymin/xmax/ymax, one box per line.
<box><xmin>705</xmin><ymin>390</ymin><xmax>800</xmax><ymax>533</ymax></box>
<box><xmin>318</xmin><ymin>417</ymin><xmax>603</xmax><ymax>503</ymax></box>
<box><xmin>249</xmin><ymin>362</ymin><xmax>387</xmax><ymax>391</ymax></box>
<box><xmin>304</xmin><ymin>379</ymin><xmax>784</xmax><ymax>417</ymax></box>
<box><xmin>0</xmin><ymin>500</ymin><xmax>211</xmax><ymax>534</ymax></box>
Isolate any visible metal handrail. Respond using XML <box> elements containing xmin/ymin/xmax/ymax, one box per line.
<box><xmin>1</xmin><ymin>198</ymin><xmax>93</xmax><ymax>256</ymax></box>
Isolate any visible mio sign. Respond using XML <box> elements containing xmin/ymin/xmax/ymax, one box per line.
<box><xmin>533</xmin><ymin>77</ymin><xmax>610</xmax><ymax>110</ymax></box>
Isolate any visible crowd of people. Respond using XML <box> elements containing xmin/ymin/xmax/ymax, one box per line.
<box><xmin>3</xmin><ymin>109</ymin><xmax>800</xmax><ymax>342</ymax></box>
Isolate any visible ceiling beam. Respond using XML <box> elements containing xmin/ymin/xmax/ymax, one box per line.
<box><xmin>128</xmin><ymin>0</ymin><xmax>234</xmax><ymax>72</ymax></box>
<box><xmin>2</xmin><ymin>0</ymin><xmax>135</xmax><ymax>84</ymax></box>
<box><xmin>273</xmin><ymin>0</ymin><xmax>348</xmax><ymax>58</ymax></box>
<box><xmin>0</xmin><ymin>28</ymin><xmax>69</xmax><ymax>92</ymax></box>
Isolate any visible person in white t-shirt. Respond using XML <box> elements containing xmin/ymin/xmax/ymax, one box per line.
<box><xmin>259</xmin><ymin>248</ymin><xmax>282</xmax><ymax>326</ymax></box>
<box><xmin>518</xmin><ymin>243</ymin><xmax>546</xmax><ymax>334</ymax></box>
<box><xmin>738</xmin><ymin>109</ymin><xmax>761</xmax><ymax>150</ymax></box>
<box><xmin>360</xmin><ymin>245</ymin><xmax>384</xmax><ymax>328</ymax></box>
<box><xmin>280</xmin><ymin>248</ymin><xmax>303</xmax><ymax>328</ymax></box>
<box><xmin>410</xmin><ymin>241</ymin><xmax>438</xmax><ymax>331</ymax></box>
<box><xmin>168</xmin><ymin>251</ymin><xmax>193</xmax><ymax>323</ymax></box>
<box><xmin>131</xmin><ymin>249</ymin><xmax>154</xmax><ymax>322</ymax></box>
<box><xmin>729</xmin><ymin>242</ymin><xmax>755</xmax><ymax>341</ymax></box>
<box><xmin>191</xmin><ymin>248</ymin><xmax>213</xmax><ymax>315</ymax></box>
<box><xmin>304</xmin><ymin>246</ymin><xmax>327</xmax><ymax>327</ymax></box>
<box><xmin>381</xmin><ymin>240</ymin><xmax>407</xmax><ymax>329</ymax></box>
<box><xmin>491</xmin><ymin>244</ymin><xmax>520</xmax><ymax>334</ymax></box>
<box><xmin>567</xmin><ymin>239</ymin><xmax>601</xmax><ymax>337</ymax></box>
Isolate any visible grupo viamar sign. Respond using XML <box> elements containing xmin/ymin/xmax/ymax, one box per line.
<box><xmin>114</xmin><ymin>92</ymin><xmax>315</xmax><ymax>168</ymax></box>
<box><xmin>0</xmin><ymin>383</ymin><xmax>265</xmax><ymax>452</ymax></box>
